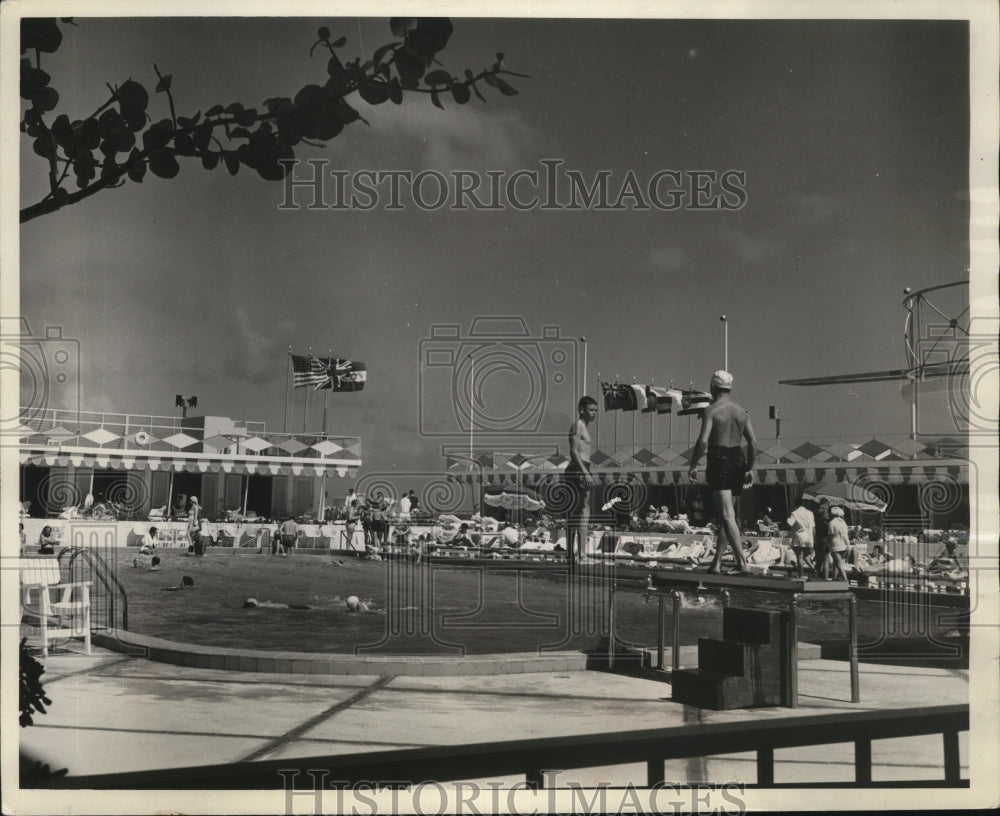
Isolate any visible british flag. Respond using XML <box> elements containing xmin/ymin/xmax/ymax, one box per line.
<box><xmin>316</xmin><ymin>358</ymin><xmax>367</xmax><ymax>392</ymax></box>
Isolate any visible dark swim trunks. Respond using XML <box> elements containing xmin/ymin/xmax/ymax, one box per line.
<box><xmin>562</xmin><ymin>464</ymin><xmax>591</xmax><ymax>513</ymax></box>
<box><xmin>706</xmin><ymin>445</ymin><xmax>747</xmax><ymax>495</ymax></box>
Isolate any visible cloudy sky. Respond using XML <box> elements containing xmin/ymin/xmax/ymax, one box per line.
<box><xmin>16</xmin><ymin>12</ymin><xmax>984</xmax><ymax>476</ymax></box>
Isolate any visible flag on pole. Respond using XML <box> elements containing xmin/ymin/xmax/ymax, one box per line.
<box><xmin>677</xmin><ymin>388</ymin><xmax>712</xmax><ymax>416</ymax></box>
<box><xmin>601</xmin><ymin>382</ymin><xmax>633</xmax><ymax>411</ymax></box>
<box><xmin>629</xmin><ymin>384</ymin><xmax>648</xmax><ymax>411</ymax></box>
<box><xmin>291</xmin><ymin>354</ymin><xmax>329</xmax><ymax>388</ymax></box>
<box><xmin>317</xmin><ymin>358</ymin><xmax>367</xmax><ymax>392</ymax></box>
<box><xmin>642</xmin><ymin>385</ymin><xmax>671</xmax><ymax>413</ymax></box>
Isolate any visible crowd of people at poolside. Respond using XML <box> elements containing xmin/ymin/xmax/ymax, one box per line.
<box><xmin>18</xmin><ymin>489</ymin><xmax>968</xmax><ymax>589</ymax></box>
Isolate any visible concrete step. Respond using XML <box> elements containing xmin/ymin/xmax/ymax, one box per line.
<box><xmin>697</xmin><ymin>637</ymin><xmax>752</xmax><ymax>676</ymax></box>
<box><xmin>671</xmin><ymin>668</ymin><xmax>755</xmax><ymax>709</ymax></box>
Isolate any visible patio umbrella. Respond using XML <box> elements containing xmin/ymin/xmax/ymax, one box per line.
<box><xmin>483</xmin><ymin>486</ymin><xmax>546</xmax><ymax>512</ymax></box>
<box><xmin>802</xmin><ymin>481</ymin><xmax>887</xmax><ymax>513</ymax></box>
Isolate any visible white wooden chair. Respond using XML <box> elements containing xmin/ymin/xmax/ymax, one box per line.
<box><xmin>20</xmin><ymin>557</ymin><xmax>92</xmax><ymax>656</ymax></box>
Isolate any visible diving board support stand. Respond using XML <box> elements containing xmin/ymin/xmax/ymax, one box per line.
<box><xmin>606</xmin><ymin>567</ymin><xmax>858</xmax><ymax>708</ymax></box>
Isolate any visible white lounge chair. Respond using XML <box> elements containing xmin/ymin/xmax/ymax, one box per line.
<box><xmin>20</xmin><ymin>557</ymin><xmax>92</xmax><ymax>656</ymax></box>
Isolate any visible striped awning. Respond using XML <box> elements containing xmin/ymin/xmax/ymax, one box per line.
<box><xmin>19</xmin><ymin>450</ymin><xmax>356</xmax><ymax>478</ymax></box>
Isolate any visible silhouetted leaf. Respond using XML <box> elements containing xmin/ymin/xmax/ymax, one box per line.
<box><xmin>223</xmin><ymin>151</ymin><xmax>239</xmax><ymax>175</ymax></box>
<box><xmin>331</xmin><ymin>36</ymin><xmax>346</xmax><ymax>48</ymax></box>
<box><xmin>78</xmin><ymin>119</ymin><xmax>101</xmax><ymax>149</ymax></box>
<box><xmin>51</xmin><ymin>114</ymin><xmax>72</xmax><ymax>143</ymax></box>
<box><xmin>416</xmin><ymin>18</ymin><xmax>454</xmax><ymax>52</ymax></box>
<box><xmin>472</xmin><ymin>83</ymin><xmax>485</xmax><ymax>102</ymax></box>
<box><xmin>390</xmin><ymin>18</ymin><xmax>416</xmax><ymax>37</ymax></box>
<box><xmin>359</xmin><ymin>81</ymin><xmax>390</xmax><ymax>105</ymax></box>
<box><xmin>451</xmin><ymin>83</ymin><xmax>471</xmax><ymax>104</ymax></box>
<box><xmin>20</xmin><ymin>67</ymin><xmax>51</xmax><ymax>99</ymax></box>
<box><xmin>495</xmin><ymin>78</ymin><xmax>518</xmax><ymax>96</ymax></box>
<box><xmin>192</xmin><ymin>123</ymin><xmax>212</xmax><ymax>151</ymax></box>
<box><xmin>317</xmin><ymin>26</ymin><xmax>330</xmax><ymax>40</ymax></box>
<box><xmin>225</xmin><ymin>102</ymin><xmax>244</xmax><ymax>115</ymax></box>
<box><xmin>100</xmin><ymin>159</ymin><xmax>120</xmax><ymax>180</ymax></box>
<box><xmin>21</xmin><ymin>19</ymin><xmax>62</xmax><ymax>54</ymax></box>
<box><xmin>430</xmin><ymin>88</ymin><xmax>443</xmax><ymax>110</ymax></box>
<box><xmin>117</xmin><ymin>80</ymin><xmax>149</xmax><ymax>111</ymax></box>
<box><xmin>372</xmin><ymin>42</ymin><xmax>397</xmax><ymax>68</ymax></box>
<box><xmin>98</xmin><ymin>108</ymin><xmax>124</xmax><ymax>135</ymax></box>
<box><xmin>294</xmin><ymin>84</ymin><xmax>324</xmax><ymax>111</ymax></box>
<box><xmin>205</xmin><ymin>104</ymin><xmax>226</xmax><ymax>117</ymax></box>
<box><xmin>388</xmin><ymin>78</ymin><xmax>403</xmax><ymax>104</ymax></box>
<box><xmin>425</xmin><ymin>70</ymin><xmax>452</xmax><ymax>86</ymax></box>
<box><xmin>201</xmin><ymin>152</ymin><xmax>220</xmax><ymax>170</ymax></box>
<box><xmin>229</xmin><ymin>127</ymin><xmax>251</xmax><ymax>140</ymax></box>
<box><xmin>142</xmin><ymin>119</ymin><xmax>173</xmax><ymax>151</ymax></box>
<box><xmin>234</xmin><ymin>108</ymin><xmax>258</xmax><ymax>127</ymax></box>
<box><xmin>483</xmin><ymin>73</ymin><xmax>498</xmax><ymax>88</ymax></box>
<box><xmin>395</xmin><ymin>49</ymin><xmax>425</xmax><ymax>88</ymax></box>
<box><xmin>108</xmin><ymin>128</ymin><xmax>136</xmax><ymax>153</ymax></box>
<box><xmin>128</xmin><ymin>162</ymin><xmax>146</xmax><ymax>184</ymax></box>
<box><xmin>177</xmin><ymin>113</ymin><xmax>202</xmax><ymax>129</ymax></box>
<box><xmin>174</xmin><ymin>133</ymin><xmax>196</xmax><ymax>155</ymax></box>
<box><xmin>32</xmin><ymin>135</ymin><xmax>54</xmax><ymax>159</ymax></box>
<box><xmin>126</xmin><ymin>148</ymin><xmax>145</xmax><ymax>182</ymax></box>
<box><xmin>148</xmin><ymin>148</ymin><xmax>179</xmax><ymax>178</ymax></box>
<box><xmin>31</xmin><ymin>86</ymin><xmax>59</xmax><ymax>113</ymax></box>
<box><xmin>155</xmin><ymin>75</ymin><xmax>173</xmax><ymax>93</ymax></box>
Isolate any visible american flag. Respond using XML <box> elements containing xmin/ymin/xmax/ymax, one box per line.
<box><xmin>291</xmin><ymin>354</ymin><xmax>330</xmax><ymax>389</ymax></box>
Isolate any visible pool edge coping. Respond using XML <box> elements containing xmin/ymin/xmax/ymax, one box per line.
<box><xmin>90</xmin><ymin>630</ymin><xmax>824</xmax><ymax>676</ymax></box>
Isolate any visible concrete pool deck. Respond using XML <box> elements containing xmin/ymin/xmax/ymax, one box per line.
<box><xmin>18</xmin><ymin>637</ymin><xmax>969</xmax><ymax>791</ymax></box>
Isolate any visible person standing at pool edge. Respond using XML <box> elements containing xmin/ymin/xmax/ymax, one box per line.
<box><xmin>688</xmin><ymin>371</ymin><xmax>757</xmax><ymax>575</ymax></box>
<box><xmin>566</xmin><ymin>396</ymin><xmax>598</xmax><ymax>568</ymax></box>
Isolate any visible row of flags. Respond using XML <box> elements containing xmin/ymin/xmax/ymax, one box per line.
<box><xmin>291</xmin><ymin>354</ymin><xmax>367</xmax><ymax>392</ymax></box>
<box><xmin>601</xmin><ymin>382</ymin><xmax>711</xmax><ymax>415</ymax></box>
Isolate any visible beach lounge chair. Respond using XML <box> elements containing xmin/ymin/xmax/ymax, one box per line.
<box><xmin>20</xmin><ymin>557</ymin><xmax>92</xmax><ymax>656</ymax></box>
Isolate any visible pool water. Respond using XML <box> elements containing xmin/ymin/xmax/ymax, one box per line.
<box><xmin>114</xmin><ymin>550</ymin><xmax>966</xmax><ymax>664</ymax></box>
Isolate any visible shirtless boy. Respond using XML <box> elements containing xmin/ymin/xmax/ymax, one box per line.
<box><xmin>566</xmin><ymin>396</ymin><xmax>598</xmax><ymax>567</ymax></box>
<box><xmin>687</xmin><ymin>371</ymin><xmax>757</xmax><ymax>574</ymax></box>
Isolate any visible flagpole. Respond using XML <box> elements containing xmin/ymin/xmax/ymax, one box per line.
<box><xmin>614</xmin><ymin>374</ymin><xmax>619</xmax><ymax>453</ymax></box>
<box><xmin>322</xmin><ymin>349</ymin><xmax>331</xmax><ymax>436</ymax></box>
<box><xmin>650</xmin><ymin>379</ymin><xmax>655</xmax><ymax>450</ymax></box>
<box><xmin>303</xmin><ymin>348</ymin><xmax>312</xmax><ymax>433</ymax></box>
<box><xmin>595</xmin><ymin>373</ymin><xmax>601</xmax><ymax>450</ymax></box>
<box><xmin>687</xmin><ymin>381</ymin><xmax>693</xmax><ymax>449</ymax></box>
<box><xmin>632</xmin><ymin>376</ymin><xmax>638</xmax><ymax>454</ymax></box>
<box><xmin>468</xmin><ymin>354</ymin><xmax>474</xmax><ymax>460</ymax></box>
<box><xmin>283</xmin><ymin>347</ymin><xmax>292</xmax><ymax>433</ymax></box>
<box><xmin>721</xmin><ymin>315</ymin><xmax>728</xmax><ymax>370</ymax></box>
<box><xmin>668</xmin><ymin>380</ymin><xmax>673</xmax><ymax>450</ymax></box>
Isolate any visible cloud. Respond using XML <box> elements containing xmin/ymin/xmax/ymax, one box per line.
<box><xmin>649</xmin><ymin>246</ymin><xmax>688</xmax><ymax>272</ymax></box>
<box><xmin>795</xmin><ymin>193</ymin><xmax>842</xmax><ymax>224</ymax></box>
<box><xmin>350</xmin><ymin>97</ymin><xmax>544</xmax><ymax>172</ymax></box>
<box><xmin>717</xmin><ymin>228</ymin><xmax>782</xmax><ymax>264</ymax></box>
<box><xmin>224</xmin><ymin>306</ymin><xmax>279</xmax><ymax>385</ymax></box>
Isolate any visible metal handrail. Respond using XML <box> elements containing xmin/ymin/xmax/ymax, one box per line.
<box><xmin>47</xmin><ymin>703</ymin><xmax>967</xmax><ymax>789</ymax></box>
<box><xmin>63</xmin><ymin>546</ymin><xmax>129</xmax><ymax>631</ymax></box>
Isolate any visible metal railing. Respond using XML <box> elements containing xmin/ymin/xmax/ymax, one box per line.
<box><xmin>46</xmin><ymin>704</ymin><xmax>967</xmax><ymax>789</ymax></box>
<box><xmin>60</xmin><ymin>546</ymin><xmax>128</xmax><ymax>631</ymax></box>
<box><xmin>18</xmin><ymin>408</ymin><xmax>266</xmax><ymax>436</ymax></box>
<box><xmin>17</xmin><ymin>406</ymin><xmax>361</xmax><ymax>459</ymax></box>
